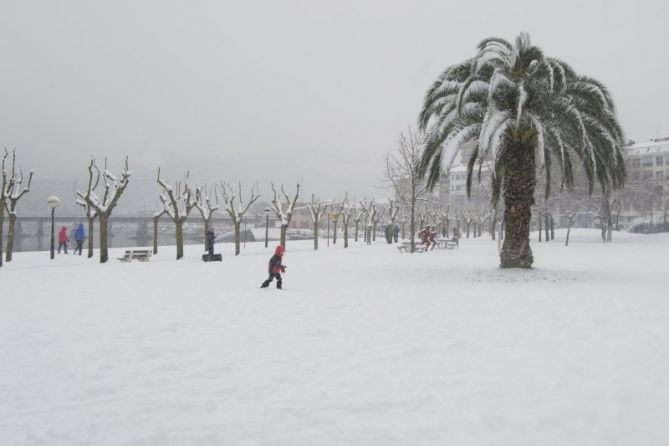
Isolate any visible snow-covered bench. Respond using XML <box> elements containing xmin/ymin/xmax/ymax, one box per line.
<box><xmin>436</xmin><ymin>238</ymin><xmax>459</xmax><ymax>249</ymax></box>
<box><xmin>118</xmin><ymin>249</ymin><xmax>152</xmax><ymax>262</ymax></box>
<box><xmin>397</xmin><ymin>242</ymin><xmax>427</xmax><ymax>253</ymax></box>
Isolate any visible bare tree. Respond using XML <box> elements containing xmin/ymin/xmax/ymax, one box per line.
<box><xmin>385</xmin><ymin>198</ymin><xmax>400</xmax><ymax>243</ymax></box>
<box><xmin>353</xmin><ymin>200</ymin><xmax>364</xmax><ymax>242</ymax></box>
<box><xmin>270</xmin><ymin>183</ymin><xmax>300</xmax><ymax>247</ymax></box>
<box><xmin>341</xmin><ymin>195</ymin><xmax>355</xmax><ymax>248</ymax></box>
<box><xmin>382</xmin><ymin>129</ymin><xmax>428</xmax><ymax>253</ymax></box>
<box><xmin>330</xmin><ymin>196</ymin><xmax>347</xmax><ymax>244</ymax></box>
<box><xmin>220</xmin><ymin>182</ymin><xmax>260</xmax><ymax>255</ymax></box>
<box><xmin>76</xmin><ymin>181</ymin><xmax>98</xmax><ymax>259</ymax></box>
<box><xmin>306</xmin><ymin>197</ymin><xmax>328</xmax><ymax>250</ymax></box>
<box><xmin>359</xmin><ymin>198</ymin><xmax>378</xmax><ymax>245</ymax></box>
<box><xmin>194</xmin><ymin>185</ymin><xmax>220</xmax><ymax>251</ymax></box>
<box><xmin>153</xmin><ymin>195</ymin><xmax>168</xmax><ymax>255</ymax></box>
<box><xmin>156</xmin><ymin>168</ymin><xmax>197</xmax><ymax>260</ymax></box>
<box><xmin>0</xmin><ymin>149</ymin><xmax>12</xmax><ymax>268</ymax></box>
<box><xmin>2</xmin><ymin>149</ymin><xmax>33</xmax><ymax>262</ymax></box>
<box><xmin>77</xmin><ymin>157</ymin><xmax>130</xmax><ymax>263</ymax></box>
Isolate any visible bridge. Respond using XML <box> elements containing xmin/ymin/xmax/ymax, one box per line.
<box><xmin>5</xmin><ymin>214</ymin><xmax>276</xmax><ymax>253</ymax></box>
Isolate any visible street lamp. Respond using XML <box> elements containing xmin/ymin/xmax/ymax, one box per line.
<box><xmin>47</xmin><ymin>195</ymin><xmax>60</xmax><ymax>260</ymax></box>
<box><xmin>264</xmin><ymin>207</ymin><xmax>271</xmax><ymax>248</ymax></box>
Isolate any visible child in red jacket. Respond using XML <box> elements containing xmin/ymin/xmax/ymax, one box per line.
<box><xmin>261</xmin><ymin>245</ymin><xmax>286</xmax><ymax>289</ymax></box>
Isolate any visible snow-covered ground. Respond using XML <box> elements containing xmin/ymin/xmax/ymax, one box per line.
<box><xmin>1</xmin><ymin>229</ymin><xmax>668</xmax><ymax>445</ymax></box>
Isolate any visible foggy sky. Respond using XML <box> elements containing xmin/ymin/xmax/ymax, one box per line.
<box><xmin>1</xmin><ymin>0</ymin><xmax>667</xmax><ymax>211</ymax></box>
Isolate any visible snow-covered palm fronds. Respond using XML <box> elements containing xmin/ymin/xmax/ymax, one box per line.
<box><xmin>418</xmin><ymin>32</ymin><xmax>626</xmax><ymax>201</ymax></box>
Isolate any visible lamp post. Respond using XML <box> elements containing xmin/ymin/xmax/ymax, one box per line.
<box><xmin>47</xmin><ymin>196</ymin><xmax>60</xmax><ymax>260</ymax></box>
<box><xmin>264</xmin><ymin>207</ymin><xmax>270</xmax><ymax>248</ymax></box>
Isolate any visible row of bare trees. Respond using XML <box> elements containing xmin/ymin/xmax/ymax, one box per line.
<box><xmin>154</xmin><ymin>168</ymin><xmax>301</xmax><ymax>259</ymax></box>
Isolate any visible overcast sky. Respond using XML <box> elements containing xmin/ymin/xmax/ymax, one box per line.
<box><xmin>1</xmin><ymin>0</ymin><xmax>667</xmax><ymax>206</ymax></box>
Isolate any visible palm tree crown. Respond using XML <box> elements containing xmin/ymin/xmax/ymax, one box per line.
<box><xmin>418</xmin><ymin>32</ymin><xmax>626</xmax><ymax>203</ymax></box>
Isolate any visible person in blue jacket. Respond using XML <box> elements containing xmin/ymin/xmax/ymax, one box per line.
<box><xmin>73</xmin><ymin>223</ymin><xmax>85</xmax><ymax>255</ymax></box>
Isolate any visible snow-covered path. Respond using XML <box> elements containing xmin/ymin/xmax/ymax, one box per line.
<box><xmin>1</xmin><ymin>230</ymin><xmax>668</xmax><ymax>445</ymax></box>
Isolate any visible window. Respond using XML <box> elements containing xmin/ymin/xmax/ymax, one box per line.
<box><xmin>657</xmin><ymin>171</ymin><xmax>664</xmax><ymax>180</ymax></box>
<box><xmin>642</xmin><ymin>158</ymin><xmax>654</xmax><ymax>167</ymax></box>
<box><xmin>657</xmin><ymin>156</ymin><xmax>664</xmax><ymax>166</ymax></box>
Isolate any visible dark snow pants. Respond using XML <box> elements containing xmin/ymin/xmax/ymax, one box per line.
<box><xmin>261</xmin><ymin>273</ymin><xmax>282</xmax><ymax>289</ymax></box>
<box><xmin>58</xmin><ymin>242</ymin><xmax>68</xmax><ymax>254</ymax></box>
<box><xmin>75</xmin><ymin>240</ymin><xmax>83</xmax><ymax>255</ymax></box>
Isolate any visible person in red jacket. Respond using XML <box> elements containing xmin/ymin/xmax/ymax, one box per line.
<box><xmin>261</xmin><ymin>245</ymin><xmax>286</xmax><ymax>289</ymax></box>
<box><xmin>57</xmin><ymin>226</ymin><xmax>69</xmax><ymax>254</ymax></box>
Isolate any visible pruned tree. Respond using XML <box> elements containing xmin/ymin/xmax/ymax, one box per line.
<box><xmin>77</xmin><ymin>157</ymin><xmax>130</xmax><ymax>263</ymax></box>
<box><xmin>270</xmin><ymin>183</ymin><xmax>300</xmax><ymax>247</ymax></box>
<box><xmin>359</xmin><ymin>199</ymin><xmax>378</xmax><ymax>245</ymax></box>
<box><xmin>0</xmin><ymin>150</ymin><xmax>12</xmax><ymax>268</ymax></box>
<box><xmin>156</xmin><ymin>168</ymin><xmax>197</xmax><ymax>260</ymax></box>
<box><xmin>194</xmin><ymin>185</ymin><xmax>220</xmax><ymax>251</ymax></box>
<box><xmin>385</xmin><ymin>198</ymin><xmax>400</xmax><ymax>243</ymax></box>
<box><xmin>153</xmin><ymin>194</ymin><xmax>169</xmax><ymax>255</ymax></box>
<box><xmin>383</xmin><ymin>129</ymin><xmax>428</xmax><ymax>253</ymax></box>
<box><xmin>75</xmin><ymin>181</ymin><xmax>98</xmax><ymax>259</ymax></box>
<box><xmin>330</xmin><ymin>195</ymin><xmax>347</xmax><ymax>244</ymax></box>
<box><xmin>341</xmin><ymin>195</ymin><xmax>354</xmax><ymax>248</ymax></box>
<box><xmin>353</xmin><ymin>200</ymin><xmax>364</xmax><ymax>242</ymax></box>
<box><xmin>2</xmin><ymin>149</ymin><xmax>33</xmax><ymax>262</ymax></box>
<box><xmin>220</xmin><ymin>182</ymin><xmax>260</xmax><ymax>255</ymax></box>
<box><xmin>306</xmin><ymin>197</ymin><xmax>328</xmax><ymax>250</ymax></box>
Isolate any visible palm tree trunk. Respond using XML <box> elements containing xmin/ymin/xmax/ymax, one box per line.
<box><xmin>500</xmin><ymin>136</ymin><xmax>536</xmax><ymax>268</ymax></box>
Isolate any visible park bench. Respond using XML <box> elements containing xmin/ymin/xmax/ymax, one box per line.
<box><xmin>118</xmin><ymin>249</ymin><xmax>152</xmax><ymax>262</ymax></box>
<box><xmin>202</xmin><ymin>253</ymin><xmax>222</xmax><ymax>262</ymax></box>
<box><xmin>397</xmin><ymin>242</ymin><xmax>427</xmax><ymax>253</ymax></box>
<box><xmin>436</xmin><ymin>238</ymin><xmax>459</xmax><ymax>249</ymax></box>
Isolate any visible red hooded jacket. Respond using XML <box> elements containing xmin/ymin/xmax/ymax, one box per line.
<box><xmin>58</xmin><ymin>227</ymin><xmax>68</xmax><ymax>243</ymax></box>
<box><xmin>268</xmin><ymin>245</ymin><xmax>285</xmax><ymax>274</ymax></box>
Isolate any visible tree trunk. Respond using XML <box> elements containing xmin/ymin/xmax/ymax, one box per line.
<box><xmin>466</xmin><ymin>221</ymin><xmax>470</xmax><ymax>239</ymax></box>
<box><xmin>280</xmin><ymin>224</ymin><xmax>287</xmax><ymax>247</ymax></box>
<box><xmin>203</xmin><ymin>219</ymin><xmax>210</xmax><ymax>251</ymax></box>
<box><xmin>538</xmin><ymin>212</ymin><xmax>542</xmax><ymax>242</ymax></box>
<box><xmin>500</xmin><ymin>134</ymin><xmax>536</xmax><ymax>268</ymax></box>
<box><xmin>565</xmin><ymin>218</ymin><xmax>572</xmax><ymax>247</ymax></box>
<box><xmin>88</xmin><ymin>217</ymin><xmax>95</xmax><ymax>258</ymax></box>
<box><xmin>175</xmin><ymin>219</ymin><xmax>184</xmax><ymax>260</ymax></box>
<box><xmin>332</xmin><ymin>217</ymin><xmax>338</xmax><ymax>244</ymax></box>
<box><xmin>344</xmin><ymin>221</ymin><xmax>349</xmax><ymax>248</ymax></box>
<box><xmin>313</xmin><ymin>221</ymin><xmax>319</xmax><ymax>250</ymax></box>
<box><xmin>234</xmin><ymin>221</ymin><xmax>241</xmax><ymax>255</ymax></box>
<box><xmin>0</xmin><ymin>209</ymin><xmax>4</xmax><ymax>267</ymax></box>
<box><xmin>410</xmin><ymin>198</ymin><xmax>416</xmax><ymax>253</ymax></box>
<box><xmin>550</xmin><ymin>216</ymin><xmax>555</xmax><ymax>240</ymax></box>
<box><xmin>5</xmin><ymin>213</ymin><xmax>16</xmax><ymax>262</ymax></box>
<box><xmin>354</xmin><ymin>221</ymin><xmax>359</xmax><ymax>242</ymax></box>
<box><xmin>99</xmin><ymin>214</ymin><xmax>109</xmax><ymax>263</ymax></box>
<box><xmin>153</xmin><ymin>216</ymin><xmax>159</xmax><ymax>254</ymax></box>
<box><xmin>372</xmin><ymin>222</ymin><xmax>377</xmax><ymax>241</ymax></box>
<box><xmin>544</xmin><ymin>214</ymin><xmax>550</xmax><ymax>242</ymax></box>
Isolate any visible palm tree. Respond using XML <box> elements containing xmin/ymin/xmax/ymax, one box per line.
<box><xmin>418</xmin><ymin>32</ymin><xmax>626</xmax><ymax>268</ymax></box>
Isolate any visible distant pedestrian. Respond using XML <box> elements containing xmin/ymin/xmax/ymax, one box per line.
<box><xmin>58</xmin><ymin>226</ymin><xmax>69</xmax><ymax>254</ymax></box>
<box><xmin>260</xmin><ymin>245</ymin><xmax>286</xmax><ymax>289</ymax></box>
<box><xmin>428</xmin><ymin>225</ymin><xmax>438</xmax><ymax>250</ymax></box>
<box><xmin>392</xmin><ymin>224</ymin><xmax>400</xmax><ymax>243</ymax></box>
<box><xmin>73</xmin><ymin>223</ymin><xmax>85</xmax><ymax>255</ymax></box>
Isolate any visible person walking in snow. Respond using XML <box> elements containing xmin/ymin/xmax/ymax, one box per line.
<box><xmin>58</xmin><ymin>226</ymin><xmax>69</xmax><ymax>254</ymax></box>
<box><xmin>392</xmin><ymin>223</ymin><xmax>400</xmax><ymax>243</ymax></box>
<box><xmin>73</xmin><ymin>222</ymin><xmax>85</xmax><ymax>255</ymax></box>
<box><xmin>260</xmin><ymin>245</ymin><xmax>286</xmax><ymax>289</ymax></box>
<box><xmin>418</xmin><ymin>225</ymin><xmax>430</xmax><ymax>251</ymax></box>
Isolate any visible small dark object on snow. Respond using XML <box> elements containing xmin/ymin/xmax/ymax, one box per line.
<box><xmin>202</xmin><ymin>230</ymin><xmax>222</xmax><ymax>262</ymax></box>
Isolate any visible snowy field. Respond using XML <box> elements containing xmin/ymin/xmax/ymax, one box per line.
<box><xmin>1</xmin><ymin>229</ymin><xmax>668</xmax><ymax>445</ymax></box>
